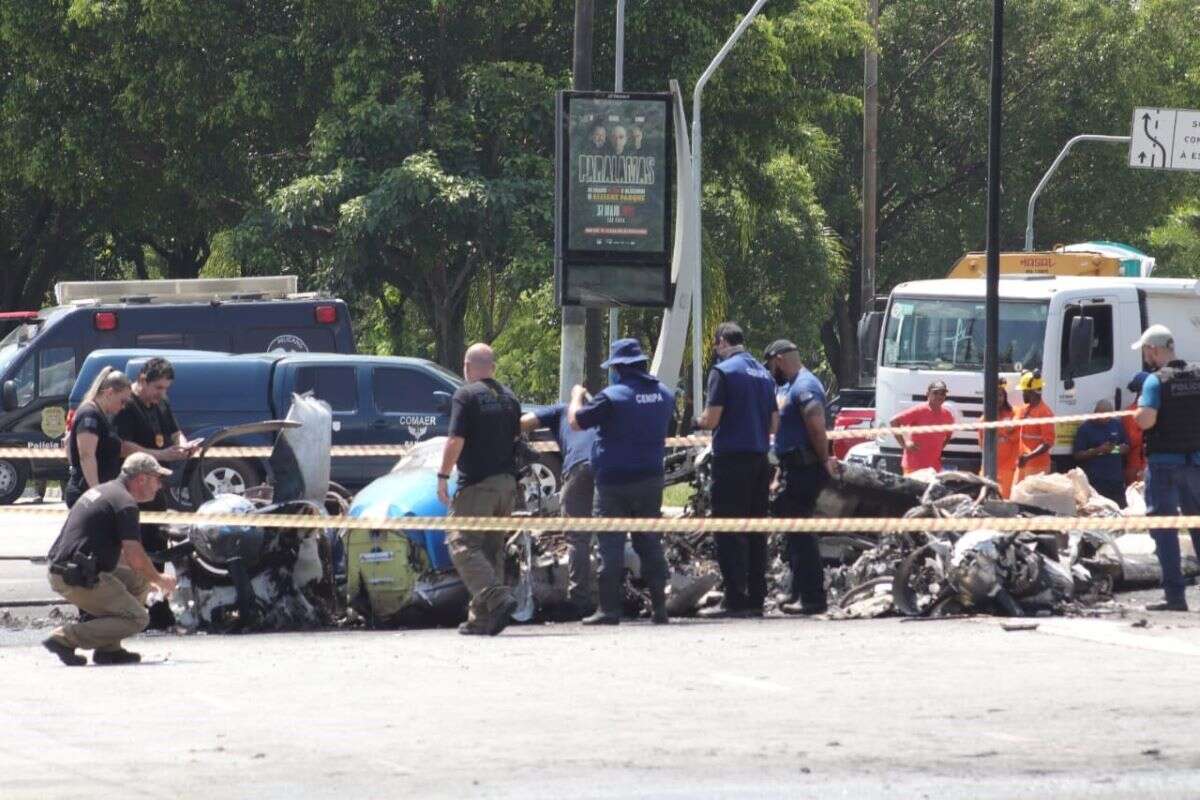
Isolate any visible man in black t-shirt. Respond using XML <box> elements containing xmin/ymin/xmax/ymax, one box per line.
<box><xmin>437</xmin><ymin>343</ymin><xmax>522</xmax><ymax>636</ymax></box>
<box><xmin>115</xmin><ymin>358</ymin><xmax>195</xmax><ymax>533</ymax></box>
<box><xmin>114</xmin><ymin>358</ymin><xmax>196</xmax><ymax>629</ymax></box>
<box><xmin>43</xmin><ymin>453</ymin><xmax>178</xmax><ymax>666</ymax></box>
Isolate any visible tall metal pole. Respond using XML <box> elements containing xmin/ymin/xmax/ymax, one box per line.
<box><xmin>860</xmin><ymin>0</ymin><xmax>879</xmax><ymax>386</ymax></box>
<box><xmin>1024</xmin><ymin>134</ymin><xmax>1131</xmax><ymax>251</ymax></box>
<box><xmin>560</xmin><ymin>0</ymin><xmax>595</xmax><ymax>401</ymax></box>
<box><xmin>691</xmin><ymin>0</ymin><xmax>769</xmax><ymax>407</ymax></box>
<box><xmin>608</xmin><ymin>0</ymin><xmax>627</xmax><ymax>367</ymax></box>
<box><xmin>982</xmin><ymin>0</ymin><xmax>1004</xmax><ymax>480</ymax></box>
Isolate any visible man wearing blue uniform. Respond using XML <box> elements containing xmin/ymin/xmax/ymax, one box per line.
<box><xmin>521</xmin><ymin>404</ymin><xmax>599</xmax><ymax>618</ymax></box>
<box><xmin>694</xmin><ymin>322</ymin><xmax>778</xmax><ymax>618</ymax></box>
<box><xmin>763</xmin><ymin>340</ymin><xmax>840</xmax><ymax>615</ymax></box>
<box><xmin>568</xmin><ymin>338</ymin><xmax>673</xmax><ymax>625</ymax></box>
<box><xmin>1133</xmin><ymin>324</ymin><xmax>1200</xmax><ymax>612</ymax></box>
<box><xmin>1072</xmin><ymin>399</ymin><xmax>1128</xmax><ymax>508</ymax></box>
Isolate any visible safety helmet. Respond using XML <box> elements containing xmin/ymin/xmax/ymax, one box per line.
<box><xmin>1017</xmin><ymin>370</ymin><xmax>1044</xmax><ymax>392</ymax></box>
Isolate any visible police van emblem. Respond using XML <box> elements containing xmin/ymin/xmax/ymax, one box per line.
<box><xmin>41</xmin><ymin>407</ymin><xmax>67</xmax><ymax>440</ymax></box>
<box><xmin>267</xmin><ymin>334</ymin><xmax>309</xmax><ymax>353</ymax></box>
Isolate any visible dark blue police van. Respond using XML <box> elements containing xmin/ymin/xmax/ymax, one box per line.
<box><xmin>0</xmin><ymin>276</ymin><xmax>354</xmax><ymax>504</ymax></box>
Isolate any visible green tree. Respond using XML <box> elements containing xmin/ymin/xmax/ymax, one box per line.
<box><xmin>819</xmin><ymin>0</ymin><xmax>1200</xmax><ymax>387</ymax></box>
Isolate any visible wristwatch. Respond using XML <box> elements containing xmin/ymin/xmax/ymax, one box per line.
<box><xmin>437</xmin><ymin>472</ymin><xmax>451</xmax><ymax>480</ymax></box>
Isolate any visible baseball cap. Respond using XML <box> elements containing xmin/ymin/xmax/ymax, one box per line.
<box><xmin>601</xmin><ymin>338</ymin><xmax>649</xmax><ymax>368</ymax></box>
<box><xmin>927</xmin><ymin>380</ymin><xmax>948</xmax><ymax>394</ymax></box>
<box><xmin>1131</xmin><ymin>324</ymin><xmax>1173</xmax><ymax>351</ymax></box>
<box><xmin>762</xmin><ymin>339</ymin><xmax>798</xmax><ymax>361</ymax></box>
<box><xmin>121</xmin><ymin>452</ymin><xmax>173</xmax><ymax>479</ymax></box>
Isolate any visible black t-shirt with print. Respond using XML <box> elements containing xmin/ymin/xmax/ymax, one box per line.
<box><xmin>447</xmin><ymin>379</ymin><xmax>521</xmax><ymax>487</ymax></box>
<box><xmin>67</xmin><ymin>402</ymin><xmax>123</xmax><ymax>490</ymax></box>
<box><xmin>48</xmin><ymin>480</ymin><xmax>141</xmax><ymax>573</ymax></box>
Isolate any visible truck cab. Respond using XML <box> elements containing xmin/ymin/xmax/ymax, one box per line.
<box><xmin>864</xmin><ymin>274</ymin><xmax>1200</xmax><ymax>474</ymax></box>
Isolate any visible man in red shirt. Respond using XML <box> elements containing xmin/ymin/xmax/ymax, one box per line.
<box><xmin>890</xmin><ymin>380</ymin><xmax>954</xmax><ymax>474</ymax></box>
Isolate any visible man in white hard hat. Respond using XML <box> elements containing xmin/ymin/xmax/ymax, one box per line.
<box><xmin>1133</xmin><ymin>324</ymin><xmax>1200</xmax><ymax>612</ymax></box>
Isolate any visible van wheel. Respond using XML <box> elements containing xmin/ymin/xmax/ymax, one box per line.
<box><xmin>0</xmin><ymin>459</ymin><xmax>28</xmax><ymax>505</ymax></box>
<box><xmin>192</xmin><ymin>458</ymin><xmax>259</xmax><ymax>503</ymax></box>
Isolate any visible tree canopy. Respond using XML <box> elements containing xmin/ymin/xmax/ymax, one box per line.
<box><xmin>2</xmin><ymin>0</ymin><xmax>1198</xmax><ymax>399</ymax></box>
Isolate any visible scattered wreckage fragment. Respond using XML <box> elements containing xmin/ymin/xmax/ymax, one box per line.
<box><xmin>167</xmin><ymin>395</ymin><xmax>340</xmax><ymax>633</ymax></box>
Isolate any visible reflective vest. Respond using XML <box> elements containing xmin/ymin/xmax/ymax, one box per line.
<box><xmin>590</xmin><ymin>371</ymin><xmax>675</xmax><ymax>485</ymax></box>
<box><xmin>1146</xmin><ymin>361</ymin><xmax>1200</xmax><ymax>456</ymax></box>
<box><xmin>710</xmin><ymin>351</ymin><xmax>776</xmax><ymax>455</ymax></box>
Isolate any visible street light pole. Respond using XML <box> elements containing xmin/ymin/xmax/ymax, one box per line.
<box><xmin>560</xmin><ymin>0</ymin><xmax>595</xmax><ymax>402</ymax></box>
<box><xmin>609</xmin><ymin>0</ymin><xmax>628</xmax><ymax>364</ymax></box>
<box><xmin>691</xmin><ymin>0</ymin><xmax>769</xmax><ymax>407</ymax></box>
<box><xmin>1024</xmin><ymin>134</ymin><xmax>1131</xmax><ymax>251</ymax></box>
<box><xmin>983</xmin><ymin>0</ymin><xmax>1004</xmax><ymax>481</ymax></box>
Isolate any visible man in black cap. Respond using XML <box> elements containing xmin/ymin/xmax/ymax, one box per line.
<box><xmin>763</xmin><ymin>340</ymin><xmax>839</xmax><ymax>615</ymax></box>
<box><xmin>569</xmin><ymin>338</ymin><xmax>674</xmax><ymax>625</ymax></box>
<box><xmin>43</xmin><ymin>453</ymin><xmax>178</xmax><ymax>666</ymax></box>
<box><xmin>694</xmin><ymin>322</ymin><xmax>778</xmax><ymax>618</ymax></box>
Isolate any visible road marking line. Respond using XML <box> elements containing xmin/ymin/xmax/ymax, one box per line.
<box><xmin>706</xmin><ymin>672</ymin><xmax>787</xmax><ymax>694</ymax></box>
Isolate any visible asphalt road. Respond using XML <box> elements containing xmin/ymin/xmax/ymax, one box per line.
<box><xmin>5</xmin><ymin>505</ymin><xmax>1200</xmax><ymax>798</ymax></box>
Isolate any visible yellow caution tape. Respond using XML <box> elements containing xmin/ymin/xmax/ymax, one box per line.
<box><xmin>0</xmin><ymin>409</ymin><xmax>1137</xmax><ymax>459</ymax></box>
<box><xmin>0</xmin><ymin>504</ymin><xmax>1182</xmax><ymax>535</ymax></box>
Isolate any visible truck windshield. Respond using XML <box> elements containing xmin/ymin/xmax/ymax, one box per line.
<box><xmin>881</xmin><ymin>297</ymin><xmax>1049</xmax><ymax>372</ymax></box>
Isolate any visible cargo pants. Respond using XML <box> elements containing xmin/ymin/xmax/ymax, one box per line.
<box><xmin>446</xmin><ymin>473</ymin><xmax>517</xmax><ymax>629</ymax></box>
<box><xmin>47</xmin><ymin>565</ymin><xmax>151</xmax><ymax>651</ymax></box>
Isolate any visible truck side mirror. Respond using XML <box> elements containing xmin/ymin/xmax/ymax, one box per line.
<box><xmin>1</xmin><ymin>380</ymin><xmax>16</xmax><ymax>413</ymax></box>
<box><xmin>857</xmin><ymin>311</ymin><xmax>885</xmax><ymax>374</ymax></box>
<box><xmin>432</xmin><ymin>391</ymin><xmax>452</xmax><ymax>415</ymax></box>
<box><xmin>1064</xmin><ymin>315</ymin><xmax>1094</xmax><ymax>389</ymax></box>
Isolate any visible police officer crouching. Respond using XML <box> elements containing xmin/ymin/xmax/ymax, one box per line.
<box><xmin>568</xmin><ymin>338</ymin><xmax>673</xmax><ymax>625</ymax></box>
<box><xmin>763</xmin><ymin>340</ymin><xmax>840</xmax><ymax>615</ymax></box>
<box><xmin>694</xmin><ymin>322</ymin><xmax>778</xmax><ymax>618</ymax></box>
<box><xmin>43</xmin><ymin>453</ymin><xmax>178</xmax><ymax>666</ymax></box>
<box><xmin>1132</xmin><ymin>324</ymin><xmax>1200</xmax><ymax>612</ymax></box>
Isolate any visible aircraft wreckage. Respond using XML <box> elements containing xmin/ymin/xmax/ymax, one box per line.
<box><xmin>158</xmin><ymin>416</ymin><xmax>1192</xmax><ymax>632</ymax></box>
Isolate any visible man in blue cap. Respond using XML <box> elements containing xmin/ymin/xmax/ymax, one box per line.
<box><xmin>521</xmin><ymin>403</ymin><xmax>599</xmax><ymax>618</ymax></box>
<box><xmin>568</xmin><ymin>338</ymin><xmax>674</xmax><ymax>625</ymax></box>
<box><xmin>694</xmin><ymin>322</ymin><xmax>778</xmax><ymax>618</ymax></box>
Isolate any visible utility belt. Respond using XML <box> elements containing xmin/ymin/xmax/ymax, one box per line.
<box><xmin>778</xmin><ymin>447</ymin><xmax>821</xmax><ymax>470</ymax></box>
<box><xmin>49</xmin><ymin>554</ymin><xmax>99</xmax><ymax>589</ymax></box>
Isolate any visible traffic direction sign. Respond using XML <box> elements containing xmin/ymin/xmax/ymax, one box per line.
<box><xmin>1129</xmin><ymin>107</ymin><xmax>1200</xmax><ymax>171</ymax></box>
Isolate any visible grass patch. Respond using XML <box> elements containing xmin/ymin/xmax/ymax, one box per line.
<box><xmin>662</xmin><ymin>482</ymin><xmax>694</xmax><ymax>508</ymax></box>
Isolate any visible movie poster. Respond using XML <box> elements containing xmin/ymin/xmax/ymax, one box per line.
<box><xmin>567</xmin><ymin>96</ymin><xmax>668</xmax><ymax>254</ymax></box>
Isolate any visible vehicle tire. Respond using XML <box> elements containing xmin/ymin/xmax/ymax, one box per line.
<box><xmin>0</xmin><ymin>458</ymin><xmax>29</xmax><ymax>505</ymax></box>
<box><xmin>520</xmin><ymin>453</ymin><xmax>561</xmax><ymax>513</ymax></box>
<box><xmin>191</xmin><ymin>458</ymin><xmax>260</xmax><ymax>504</ymax></box>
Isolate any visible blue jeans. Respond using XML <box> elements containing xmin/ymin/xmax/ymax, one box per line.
<box><xmin>1145</xmin><ymin>461</ymin><xmax>1200</xmax><ymax>603</ymax></box>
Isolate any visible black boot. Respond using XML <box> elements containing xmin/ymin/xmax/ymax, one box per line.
<box><xmin>42</xmin><ymin>636</ymin><xmax>86</xmax><ymax>667</ymax></box>
<box><xmin>650</xmin><ymin>585</ymin><xmax>669</xmax><ymax>625</ymax></box>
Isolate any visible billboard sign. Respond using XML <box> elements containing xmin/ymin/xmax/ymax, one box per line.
<box><xmin>556</xmin><ymin>91</ymin><xmax>673</xmax><ymax>307</ymax></box>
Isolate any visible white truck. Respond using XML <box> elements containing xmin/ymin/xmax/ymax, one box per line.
<box><xmin>854</xmin><ymin>248</ymin><xmax>1200</xmax><ymax>473</ymax></box>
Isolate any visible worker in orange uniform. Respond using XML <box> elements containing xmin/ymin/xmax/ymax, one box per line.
<box><xmin>978</xmin><ymin>377</ymin><xmax>1018</xmax><ymax>497</ymax></box>
<box><xmin>1123</xmin><ymin>372</ymin><xmax>1148</xmax><ymax>485</ymax></box>
<box><xmin>1013</xmin><ymin>370</ymin><xmax>1056</xmax><ymax>485</ymax></box>
<box><xmin>890</xmin><ymin>380</ymin><xmax>954</xmax><ymax>474</ymax></box>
